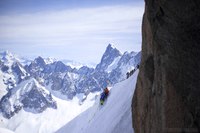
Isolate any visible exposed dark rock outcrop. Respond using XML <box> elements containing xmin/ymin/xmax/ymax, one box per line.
<box><xmin>132</xmin><ymin>0</ymin><xmax>200</xmax><ymax>132</ymax></box>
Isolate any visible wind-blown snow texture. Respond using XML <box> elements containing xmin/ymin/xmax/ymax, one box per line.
<box><xmin>56</xmin><ymin>70</ymin><xmax>139</xmax><ymax>133</ymax></box>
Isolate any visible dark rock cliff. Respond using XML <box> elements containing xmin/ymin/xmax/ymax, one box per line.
<box><xmin>132</xmin><ymin>0</ymin><xmax>200</xmax><ymax>132</ymax></box>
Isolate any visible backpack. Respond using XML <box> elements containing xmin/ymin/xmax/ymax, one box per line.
<box><xmin>104</xmin><ymin>88</ymin><xmax>109</xmax><ymax>96</ymax></box>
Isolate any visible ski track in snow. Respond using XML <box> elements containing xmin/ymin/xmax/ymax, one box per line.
<box><xmin>56</xmin><ymin>70</ymin><xmax>139</xmax><ymax>133</ymax></box>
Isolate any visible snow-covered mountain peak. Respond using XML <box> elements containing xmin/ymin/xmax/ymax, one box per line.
<box><xmin>0</xmin><ymin>51</ymin><xmax>19</xmax><ymax>66</ymax></box>
<box><xmin>105</xmin><ymin>44</ymin><xmax>122</xmax><ymax>56</ymax></box>
<box><xmin>0</xmin><ymin>51</ymin><xmax>29</xmax><ymax>84</ymax></box>
<box><xmin>107</xmin><ymin>43</ymin><xmax>118</xmax><ymax>50</ymax></box>
<box><xmin>44</xmin><ymin>57</ymin><xmax>57</xmax><ymax>64</ymax></box>
<box><xmin>96</xmin><ymin>44</ymin><xmax>122</xmax><ymax>71</ymax></box>
<box><xmin>130</xmin><ymin>51</ymin><xmax>137</xmax><ymax>56</ymax></box>
<box><xmin>2</xmin><ymin>50</ymin><xmax>13</xmax><ymax>57</ymax></box>
<box><xmin>34</xmin><ymin>56</ymin><xmax>46</xmax><ymax>66</ymax></box>
<box><xmin>0</xmin><ymin>51</ymin><xmax>32</xmax><ymax>66</ymax></box>
<box><xmin>52</xmin><ymin>61</ymin><xmax>72</xmax><ymax>72</ymax></box>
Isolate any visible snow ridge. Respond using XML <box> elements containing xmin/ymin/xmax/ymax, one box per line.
<box><xmin>56</xmin><ymin>70</ymin><xmax>139</xmax><ymax>133</ymax></box>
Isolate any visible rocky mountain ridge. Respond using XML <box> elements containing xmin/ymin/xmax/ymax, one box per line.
<box><xmin>0</xmin><ymin>44</ymin><xmax>141</xmax><ymax>119</ymax></box>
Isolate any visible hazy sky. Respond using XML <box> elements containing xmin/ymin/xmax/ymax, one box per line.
<box><xmin>0</xmin><ymin>0</ymin><xmax>144</xmax><ymax>64</ymax></box>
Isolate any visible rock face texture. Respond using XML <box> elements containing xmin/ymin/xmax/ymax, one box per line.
<box><xmin>132</xmin><ymin>0</ymin><xmax>200</xmax><ymax>132</ymax></box>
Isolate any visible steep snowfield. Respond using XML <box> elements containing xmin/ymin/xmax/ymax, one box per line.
<box><xmin>0</xmin><ymin>89</ymin><xmax>98</xmax><ymax>133</ymax></box>
<box><xmin>56</xmin><ymin>70</ymin><xmax>139</xmax><ymax>133</ymax></box>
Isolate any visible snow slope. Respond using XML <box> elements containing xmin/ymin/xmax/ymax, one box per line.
<box><xmin>56</xmin><ymin>70</ymin><xmax>139</xmax><ymax>133</ymax></box>
<box><xmin>0</xmin><ymin>90</ymin><xmax>98</xmax><ymax>133</ymax></box>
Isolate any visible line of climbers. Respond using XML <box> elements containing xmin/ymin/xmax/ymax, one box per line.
<box><xmin>100</xmin><ymin>64</ymin><xmax>140</xmax><ymax>105</ymax></box>
<box><xmin>126</xmin><ymin>64</ymin><xmax>140</xmax><ymax>79</ymax></box>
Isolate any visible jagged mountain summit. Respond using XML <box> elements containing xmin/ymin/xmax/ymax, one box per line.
<box><xmin>96</xmin><ymin>44</ymin><xmax>122</xmax><ymax>71</ymax></box>
<box><xmin>0</xmin><ymin>44</ymin><xmax>141</xmax><ymax>120</ymax></box>
<box><xmin>0</xmin><ymin>51</ymin><xmax>32</xmax><ymax>66</ymax></box>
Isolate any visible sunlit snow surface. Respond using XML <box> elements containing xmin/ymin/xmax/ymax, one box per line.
<box><xmin>0</xmin><ymin>91</ymin><xmax>99</xmax><ymax>133</ymax></box>
<box><xmin>56</xmin><ymin>70</ymin><xmax>139</xmax><ymax>133</ymax></box>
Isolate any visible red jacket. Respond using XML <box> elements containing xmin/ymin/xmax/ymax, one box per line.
<box><xmin>104</xmin><ymin>88</ymin><xmax>109</xmax><ymax>95</ymax></box>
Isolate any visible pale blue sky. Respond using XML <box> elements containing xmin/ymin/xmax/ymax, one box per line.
<box><xmin>0</xmin><ymin>0</ymin><xmax>144</xmax><ymax>64</ymax></box>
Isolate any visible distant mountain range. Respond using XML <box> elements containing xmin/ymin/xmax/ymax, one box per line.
<box><xmin>0</xmin><ymin>44</ymin><xmax>141</xmax><ymax>119</ymax></box>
